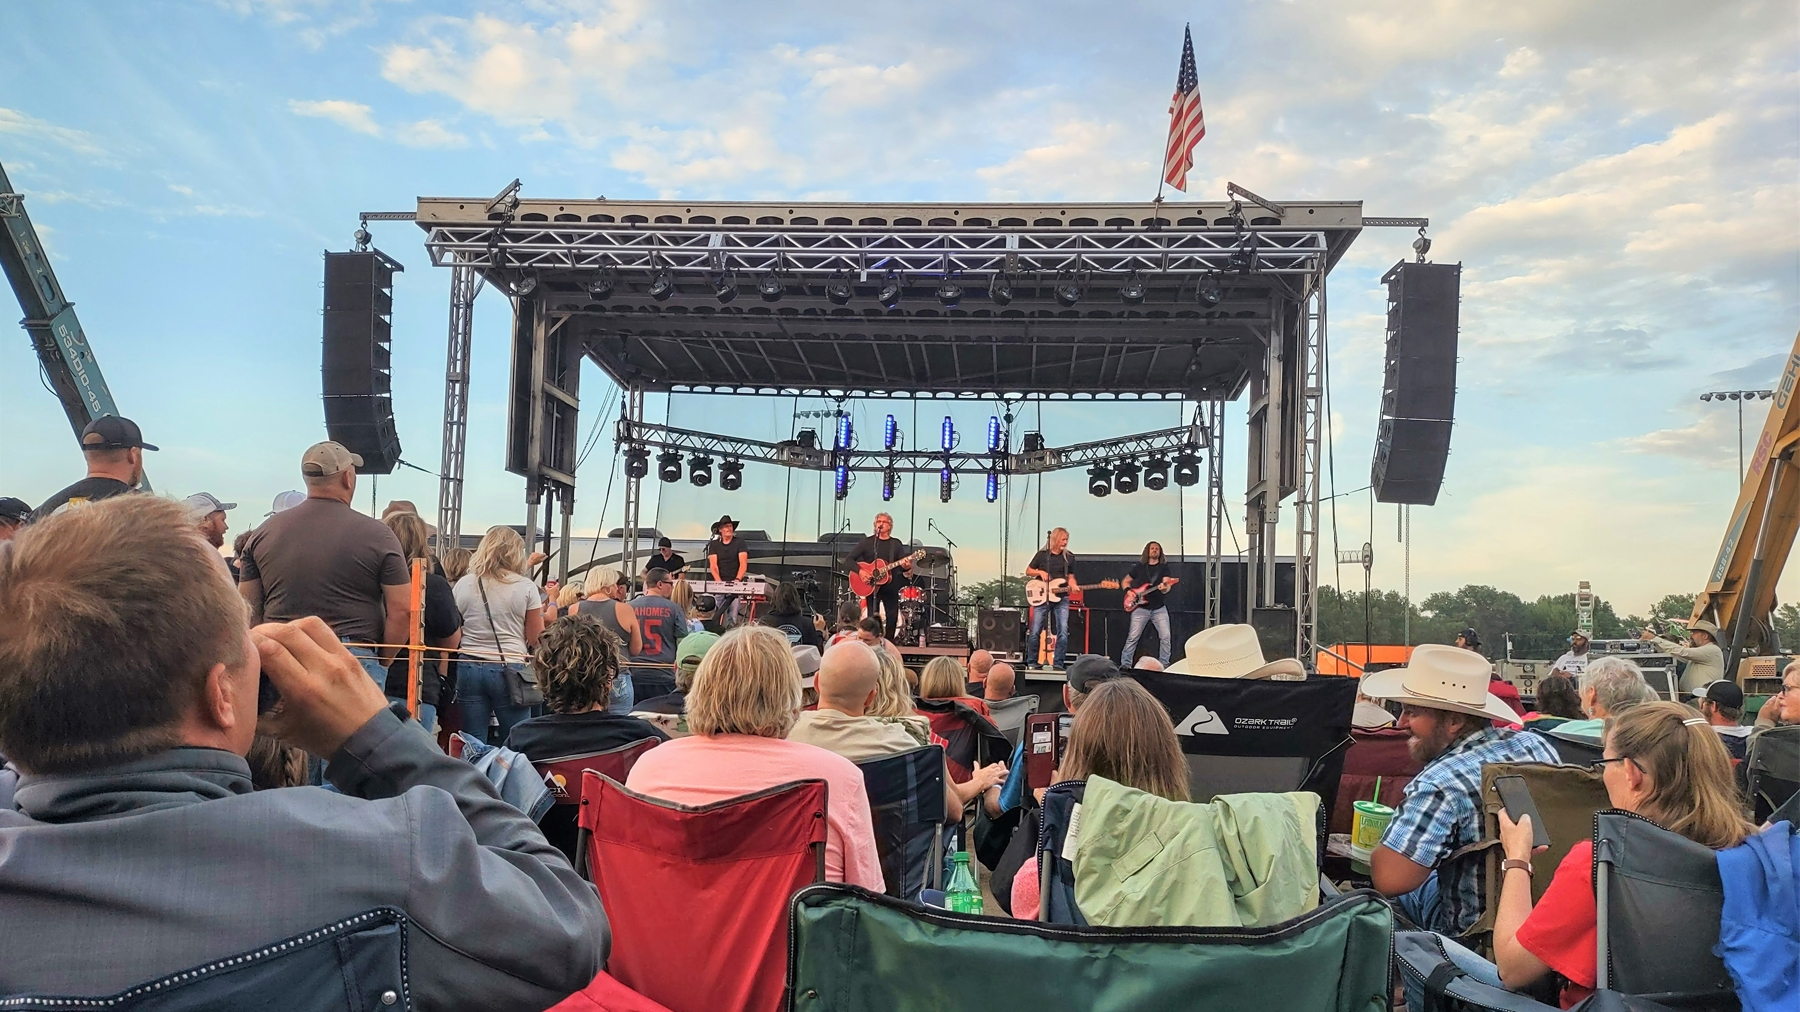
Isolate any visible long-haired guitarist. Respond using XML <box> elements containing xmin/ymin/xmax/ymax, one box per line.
<box><xmin>1025</xmin><ymin>527</ymin><xmax>1076</xmax><ymax>669</ymax></box>
<box><xmin>848</xmin><ymin>512</ymin><xmax>912</xmax><ymax>639</ymax></box>
<box><xmin>1120</xmin><ymin>540</ymin><xmax>1179</xmax><ymax>667</ymax></box>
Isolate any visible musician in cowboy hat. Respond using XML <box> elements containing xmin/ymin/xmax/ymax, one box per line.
<box><xmin>1165</xmin><ymin>624</ymin><xmax>1305</xmax><ymax>680</ymax></box>
<box><xmin>1640</xmin><ymin>619</ymin><xmax>1725</xmax><ymax>694</ymax></box>
<box><xmin>705</xmin><ymin>515</ymin><xmax>750</xmax><ymax>626</ymax></box>
<box><xmin>1359</xmin><ymin>644</ymin><xmax>1561</xmax><ymax>937</ymax></box>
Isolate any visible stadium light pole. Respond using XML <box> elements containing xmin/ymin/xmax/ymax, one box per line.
<box><xmin>1700</xmin><ymin>389</ymin><xmax>1775</xmax><ymax>483</ymax></box>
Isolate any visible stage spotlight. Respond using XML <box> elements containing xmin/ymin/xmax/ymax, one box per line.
<box><xmin>511</xmin><ymin>275</ymin><xmax>538</xmax><ymax>297</ymax></box>
<box><xmin>796</xmin><ymin>428</ymin><xmax>819</xmax><ymax>449</ymax></box>
<box><xmin>1173</xmin><ymin>451</ymin><xmax>1201</xmax><ymax>487</ymax></box>
<box><xmin>688</xmin><ymin>453</ymin><xmax>714</xmax><ymax>487</ymax></box>
<box><xmin>1144</xmin><ymin>456</ymin><xmax>1170</xmax><ymax>491</ymax></box>
<box><xmin>712</xmin><ymin>272</ymin><xmax>738</xmax><ymax>304</ymax></box>
<box><xmin>836</xmin><ymin>414</ymin><xmax>853</xmax><ymax>451</ymax></box>
<box><xmin>586</xmin><ymin>269</ymin><xmax>616</xmax><ymax>301</ymax></box>
<box><xmin>936</xmin><ymin>279</ymin><xmax>963</xmax><ymax>307</ymax></box>
<box><xmin>1054</xmin><ymin>278</ymin><xmax>1081</xmax><ymax>308</ymax></box>
<box><xmin>657</xmin><ymin>450</ymin><xmax>684</xmax><ymax>483</ymax></box>
<box><xmin>941</xmin><ymin>416</ymin><xmax>956</xmax><ymax>452</ymax></box>
<box><xmin>834</xmin><ymin>464</ymin><xmax>851</xmax><ymax>501</ymax></box>
<box><xmin>1022</xmin><ymin>431</ymin><xmax>1045</xmax><ymax>454</ymax></box>
<box><xmin>624</xmin><ymin>445</ymin><xmax>649</xmax><ymax>480</ymax></box>
<box><xmin>648</xmin><ymin>268</ymin><xmax>676</xmax><ymax>301</ymax></box>
<box><xmin>881</xmin><ymin>468</ymin><xmax>898</xmax><ymax>501</ymax></box>
<box><xmin>987</xmin><ymin>416</ymin><xmax>1003</xmax><ymax>453</ymax></box>
<box><xmin>989</xmin><ymin>273</ymin><xmax>1013</xmax><ymax>306</ymax></box>
<box><xmin>940</xmin><ymin>467</ymin><xmax>954</xmax><ymax>503</ymax></box>
<box><xmin>1119</xmin><ymin>272</ymin><xmax>1146</xmax><ymax>305</ymax></box>
<box><xmin>883</xmin><ymin>414</ymin><xmax>899</xmax><ymax>451</ymax></box>
<box><xmin>985</xmin><ymin>469</ymin><xmax>999</xmax><ymax>503</ymax></box>
<box><xmin>825</xmin><ymin>272</ymin><xmax>853</xmax><ymax>306</ymax></box>
<box><xmin>1087</xmin><ymin>464</ymin><xmax>1113</xmax><ymax>498</ymax></box>
<box><xmin>1113</xmin><ymin>459</ymin><xmax>1141</xmax><ymax>495</ymax></box>
<box><xmin>758</xmin><ymin>272</ymin><xmax>784</xmax><ymax>302</ymax></box>
<box><xmin>1197</xmin><ymin>274</ymin><xmax>1224</xmax><ymax>308</ymax></box>
<box><xmin>719</xmin><ymin>458</ymin><xmax>743</xmax><ymax>491</ymax></box>
<box><xmin>878</xmin><ymin>271</ymin><xmax>903</xmax><ymax>309</ymax></box>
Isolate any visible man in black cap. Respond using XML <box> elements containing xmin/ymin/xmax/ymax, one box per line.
<box><xmin>1692</xmin><ymin>679</ymin><xmax>1752</xmax><ymax>760</ymax></box>
<box><xmin>33</xmin><ymin>415</ymin><xmax>156</xmax><ymax>520</ymax></box>
<box><xmin>645</xmin><ymin>536</ymin><xmax>686</xmax><ymax>579</ymax></box>
<box><xmin>0</xmin><ymin>498</ymin><xmax>30</xmax><ymax>541</ymax></box>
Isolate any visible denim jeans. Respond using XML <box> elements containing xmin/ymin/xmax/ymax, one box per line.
<box><xmin>1399</xmin><ymin>931</ymin><xmax>1502</xmax><ymax>1012</ymax></box>
<box><xmin>605</xmin><ymin>672</ymin><xmax>636</xmax><ymax>715</ymax></box>
<box><xmin>345</xmin><ymin>646</ymin><xmax>387</xmax><ymax>685</ymax></box>
<box><xmin>385</xmin><ymin>697</ymin><xmax>439</xmax><ymax>738</ymax></box>
<box><xmin>1394</xmin><ymin>874</ymin><xmax>1442</xmax><ymax>933</ymax></box>
<box><xmin>1120</xmin><ymin>606</ymin><xmax>1172</xmax><ymax>667</ymax></box>
<box><xmin>456</xmin><ymin>661</ymin><xmax>531</xmax><ymax>745</ymax></box>
<box><xmin>1029</xmin><ymin>598</ymin><xmax>1071</xmax><ymax>667</ymax></box>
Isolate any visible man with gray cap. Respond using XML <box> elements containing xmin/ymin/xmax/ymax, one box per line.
<box><xmin>238</xmin><ymin>442</ymin><xmax>409</xmax><ymax>684</ymax></box>
<box><xmin>33</xmin><ymin>415</ymin><xmax>155</xmax><ymax>520</ymax></box>
<box><xmin>1641</xmin><ymin>619</ymin><xmax>1725</xmax><ymax>693</ymax></box>
<box><xmin>182</xmin><ymin>492</ymin><xmax>236</xmax><ymax>549</ymax></box>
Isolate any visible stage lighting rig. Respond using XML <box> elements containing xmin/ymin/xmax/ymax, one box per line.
<box><xmin>989</xmin><ymin>273</ymin><xmax>1013</xmax><ymax>306</ymax></box>
<box><xmin>688</xmin><ymin>453</ymin><xmax>714</xmax><ymax>487</ymax></box>
<box><xmin>1113</xmin><ymin>459</ymin><xmax>1141</xmax><ymax>494</ymax></box>
<box><xmin>1144</xmin><ymin>456</ymin><xmax>1170</xmax><ymax>491</ymax></box>
<box><xmin>712</xmin><ymin>272</ymin><xmax>738</xmax><ymax>304</ymax></box>
<box><xmin>648</xmin><ymin>268</ymin><xmax>676</xmax><ymax>301</ymax></box>
<box><xmin>1022</xmin><ymin>432</ymin><xmax>1045</xmax><ymax>453</ymax></box>
<box><xmin>882</xmin><ymin>468</ymin><xmax>899</xmax><ymax>501</ymax></box>
<box><xmin>624</xmin><ymin>446</ymin><xmax>649</xmax><ymax>480</ymax></box>
<box><xmin>987</xmin><ymin>416</ymin><xmax>1004</xmax><ymax>453</ymax></box>
<box><xmin>883</xmin><ymin>414</ymin><xmax>899</xmax><ymax>451</ymax></box>
<box><xmin>509</xmin><ymin>275</ymin><xmax>538</xmax><ymax>297</ymax></box>
<box><xmin>1087</xmin><ymin>464</ymin><xmax>1113</xmax><ymax>498</ymax></box>
<box><xmin>834</xmin><ymin>464</ymin><xmax>851</xmax><ymax>501</ymax></box>
<box><xmin>657</xmin><ymin>450</ymin><xmax>684</xmax><ymax>483</ymax></box>
<box><xmin>1054</xmin><ymin>276</ymin><xmax>1081</xmax><ymax>308</ymax></box>
<box><xmin>758</xmin><ymin>272</ymin><xmax>784</xmax><ymax>302</ymax></box>
<box><xmin>796</xmin><ymin>429</ymin><xmax>819</xmax><ymax>449</ymax></box>
<box><xmin>941</xmin><ymin>416</ymin><xmax>956</xmax><ymax>452</ymax></box>
<box><xmin>1173</xmin><ymin>450</ymin><xmax>1201</xmax><ymax>487</ymax></box>
<box><xmin>878</xmin><ymin>271</ymin><xmax>903</xmax><ymax>309</ymax></box>
<box><xmin>985</xmin><ymin>469</ymin><xmax>999</xmax><ymax>503</ymax></box>
<box><xmin>586</xmin><ymin>269</ymin><xmax>616</xmax><ymax>301</ymax></box>
<box><xmin>939</xmin><ymin>466</ymin><xmax>954</xmax><ymax>503</ymax></box>
<box><xmin>719</xmin><ymin>458</ymin><xmax>743</xmax><ymax>491</ymax></box>
<box><xmin>1197</xmin><ymin>274</ymin><xmax>1223</xmax><ymax>308</ymax></box>
<box><xmin>936</xmin><ymin>279</ymin><xmax>962</xmax><ymax>307</ymax></box>
<box><xmin>835</xmin><ymin>414</ymin><xmax>854</xmax><ymax>452</ymax></box>
<box><xmin>1119</xmin><ymin>272</ymin><xmax>1146</xmax><ymax>305</ymax></box>
<box><xmin>825</xmin><ymin>272</ymin><xmax>852</xmax><ymax>306</ymax></box>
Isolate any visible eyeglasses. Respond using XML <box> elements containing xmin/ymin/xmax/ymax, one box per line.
<box><xmin>1777</xmin><ymin>683</ymin><xmax>1800</xmax><ymax>696</ymax></box>
<box><xmin>1587</xmin><ymin>756</ymin><xmax>1634</xmax><ymax>772</ymax></box>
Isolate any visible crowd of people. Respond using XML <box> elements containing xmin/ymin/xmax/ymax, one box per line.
<box><xmin>1</xmin><ymin>419</ymin><xmax>1795</xmax><ymax>1010</ymax></box>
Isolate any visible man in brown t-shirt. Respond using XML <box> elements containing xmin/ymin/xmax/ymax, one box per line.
<box><xmin>238</xmin><ymin>442</ymin><xmax>409</xmax><ymax>683</ymax></box>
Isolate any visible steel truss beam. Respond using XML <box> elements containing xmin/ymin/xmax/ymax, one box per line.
<box><xmin>435</xmin><ymin>260</ymin><xmax>482</xmax><ymax>552</ymax></box>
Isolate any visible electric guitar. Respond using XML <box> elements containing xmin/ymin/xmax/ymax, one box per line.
<box><xmin>849</xmin><ymin>549</ymin><xmax>927</xmax><ymax>598</ymax></box>
<box><xmin>1024</xmin><ymin>577</ymin><xmax>1119</xmax><ymax>606</ymax></box>
<box><xmin>1123</xmin><ymin>577</ymin><xmax>1180</xmax><ymax>612</ymax></box>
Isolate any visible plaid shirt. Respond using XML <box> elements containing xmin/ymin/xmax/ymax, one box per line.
<box><xmin>1381</xmin><ymin>726</ymin><xmax>1561</xmax><ymax>934</ymax></box>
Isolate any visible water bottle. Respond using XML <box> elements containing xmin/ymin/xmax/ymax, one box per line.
<box><xmin>945</xmin><ymin>849</ymin><xmax>983</xmax><ymax>914</ymax></box>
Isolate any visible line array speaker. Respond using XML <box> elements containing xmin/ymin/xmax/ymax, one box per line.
<box><xmin>321</xmin><ymin>251</ymin><xmax>403</xmax><ymax>474</ymax></box>
<box><xmin>1372</xmin><ymin>260</ymin><xmax>1459</xmax><ymax>505</ymax></box>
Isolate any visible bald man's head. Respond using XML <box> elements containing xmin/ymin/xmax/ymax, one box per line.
<box><xmin>817</xmin><ymin>641</ymin><xmax>881</xmax><ymax>716</ymax></box>
<box><xmin>969</xmin><ymin>649</ymin><xmax>994</xmax><ymax>677</ymax></box>
<box><xmin>1133</xmin><ymin>657</ymin><xmax>1164</xmax><ymax>672</ymax></box>
<box><xmin>984</xmin><ymin>662</ymin><xmax>1016</xmax><ymax>700</ymax></box>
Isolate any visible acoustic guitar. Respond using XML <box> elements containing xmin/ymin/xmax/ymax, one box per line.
<box><xmin>1024</xmin><ymin>577</ymin><xmax>1119</xmax><ymax>606</ymax></box>
<box><xmin>849</xmin><ymin>549</ymin><xmax>927</xmax><ymax>598</ymax></box>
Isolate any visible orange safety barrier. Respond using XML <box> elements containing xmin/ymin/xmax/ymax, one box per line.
<box><xmin>1314</xmin><ymin>643</ymin><xmax>1414</xmax><ymax>677</ymax></box>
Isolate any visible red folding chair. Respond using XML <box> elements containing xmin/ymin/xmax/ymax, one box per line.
<box><xmin>1329</xmin><ymin>727</ymin><xmax>1421</xmax><ymax>836</ymax></box>
<box><xmin>576</xmin><ymin>773</ymin><xmax>828</xmax><ymax>1012</ymax></box>
<box><xmin>544</xmin><ymin>970</ymin><xmax>677</xmax><ymax>1012</ymax></box>
<box><xmin>535</xmin><ymin>737</ymin><xmax>661</xmax><ymax>865</ymax></box>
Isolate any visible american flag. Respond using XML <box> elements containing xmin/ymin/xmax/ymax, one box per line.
<box><xmin>1162</xmin><ymin>26</ymin><xmax>1206</xmax><ymax>192</ymax></box>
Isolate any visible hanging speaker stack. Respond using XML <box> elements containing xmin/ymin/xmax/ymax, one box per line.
<box><xmin>321</xmin><ymin>251</ymin><xmax>403</xmax><ymax>474</ymax></box>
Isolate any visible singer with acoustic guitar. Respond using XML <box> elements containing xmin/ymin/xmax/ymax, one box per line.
<box><xmin>848</xmin><ymin>512</ymin><xmax>914</xmax><ymax>640</ymax></box>
<box><xmin>1024</xmin><ymin>527</ymin><xmax>1077</xmax><ymax>669</ymax></box>
<box><xmin>1120</xmin><ymin>540</ymin><xmax>1179</xmax><ymax>668</ymax></box>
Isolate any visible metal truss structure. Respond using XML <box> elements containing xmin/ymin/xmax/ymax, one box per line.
<box><xmin>435</xmin><ymin>260</ymin><xmax>481</xmax><ymax>549</ymax></box>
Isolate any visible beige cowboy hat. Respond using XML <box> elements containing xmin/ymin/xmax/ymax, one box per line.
<box><xmin>1359</xmin><ymin>643</ymin><xmax>1519</xmax><ymax>723</ymax></box>
<box><xmin>1166</xmin><ymin>624</ymin><xmax>1306</xmax><ymax>680</ymax></box>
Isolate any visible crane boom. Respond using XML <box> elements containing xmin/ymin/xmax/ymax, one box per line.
<box><xmin>1693</xmin><ymin>328</ymin><xmax>1800</xmax><ymax>662</ymax></box>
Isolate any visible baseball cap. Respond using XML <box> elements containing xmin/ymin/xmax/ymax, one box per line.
<box><xmin>266</xmin><ymin>490</ymin><xmax>308</xmax><ymax>516</ymax></box>
<box><xmin>301</xmin><ymin>441</ymin><xmax>363</xmax><ymax>478</ymax></box>
<box><xmin>1066</xmin><ymin>654</ymin><xmax>1122</xmax><ymax>694</ymax></box>
<box><xmin>182</xmin><ymin>492</ymin><xmax>237</xmax><ymax>519</ymax></box>
<box><xmin>674</xmin><ymin>632</ymin><xmax>721</xmax><ymax>677</ymax></box>
<box><xmin>80</xmin><ymin>415</ymin><xmax>157</xmax><ymax>452</ymax></box>
<box><xmin>1692</xmin><ymin>680</ymin><xmax>1745</xmax><ymax>709</ymax></box>
<box><xmin>658</xmin><ymin>537</ymin><xmax>673</xmax><ymax>549</ymax></box>
<box><xmin>792</xmin><ymin>644</ymin><xmax>822</xmax><ymax>688</ymax></box>
<box><xmin>0</xmin><ymin>497</ymin><xmax>30</xmax><ymax>525</ymax></box>
<box><xmin>1570</xmin><ymin>629</ymin><xmax>1590</xmax><ymax>640</ymax></box>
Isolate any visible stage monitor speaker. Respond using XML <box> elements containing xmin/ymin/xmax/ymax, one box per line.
<box><xmin>977</xmin><ymin>607</ymin><xmax>1023</xmax><ymax>656</ymax></box>
<box><xmin>1372</xmin><ymin>260</ymin><xmax>1459</xmax><ymax>505</ymax></box>
<box><xmin>321</xmin><ymin>250</ymin><xmax>403</xmax><ymax>474</ymax></box>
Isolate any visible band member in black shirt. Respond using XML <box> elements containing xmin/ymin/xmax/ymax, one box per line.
<box><xmin>645</xmin><ymin>537</ymin><xmax>686</xmax><ymax>579</ymax></box>
<box><xmin>1024</xmin><ymin>527</ymin><xmax>1075</xmax><ymax>668</ymax></box>
<box><xmin>705</xmin><ymin>515</ymin><xmax>750</xmax><ymax>626</ymax></box>
<box><xmin>1121</xmin><ymin>540</ymin><xmax>1179</xmax><ymax>667</ymax></box>
<box><xmin>848</xmin><ymin>512</ymin><xmax>912</xmax><ymax>640</ymax></box>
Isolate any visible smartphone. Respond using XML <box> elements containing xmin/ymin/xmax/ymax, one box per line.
<box><xmin>257</xmin><ymin>672</ymin><xmax>282</xmax><ymax>714</ymax></box>
<box><xmin>1494</xmin><ymin>775</ymin><xmax>1551</xmax><ymax>849</ymax></box>
<box><xmin>1026</xmin><ymin>713</ymin><xmax>1074</xmax><ymax>791</ymax></box>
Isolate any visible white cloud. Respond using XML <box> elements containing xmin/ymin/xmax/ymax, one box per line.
<box><xmin>287</xmin><ymin>98</ymin><xmax>380</xmax><ymax>136</ymax></box>
<box><xmin>0</xmin><ymin>106</ymin><xmax>109</xmax><ymax>158</ymax></box>
<box><xmin>394</xmin><ymin>118</ymin><xmax>468</xmax><ymax>148</ymax></box>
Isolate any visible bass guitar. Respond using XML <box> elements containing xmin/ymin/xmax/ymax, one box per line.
<box><xmin>849</xmin><ymin>549</ymin><xmax>927</xmax><ymax>598</ymax></box>
<box><xmin>1024</xmin><ymin>577</ymin><xmax>1119</xmax><ymax>606</ymax></box>
<box><xmin>1122</xmin><ymin>577</ymin><xmax>1179</xmax><ymax>612</ymax></box>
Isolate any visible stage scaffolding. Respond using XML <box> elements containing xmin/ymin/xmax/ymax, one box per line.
<box><xmin>416</xmin><ymin>194</ymin><xmax>1365</xmax><ymax>660</ymax></box>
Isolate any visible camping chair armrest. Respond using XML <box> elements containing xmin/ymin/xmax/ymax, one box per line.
<box><xmin>1394</xmin><ymin>931</ymin><xmax>1562</xmax><ymax>1012</ymax></box>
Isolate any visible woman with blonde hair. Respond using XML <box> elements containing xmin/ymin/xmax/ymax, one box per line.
<box><xmin>919</xmin><ymin>655</ymin><xmax>991</xmax><ymax>718</ymax></box>
<box><xmin>668</xmin><ymin>578</ymin><xmax>704</xmax><ymax>633</ymax></box>
<box><xmin>866</xmin><ymin>646</ymin><xmax>928</xmax><ymax>741</ymax></box>
<box><xmin>552</xmin><ymin>581</ymin><xmax>584</xmax><ymax>620</ymax></box>
<box><xmin>625</xmin><ymin>625</ymin><xmax>885</xmax><ymax>890</ymax></box>
<box><xmin>440</xmin><ymin>546</ymin><xmax>473</xmax><ymax>585</ymax></box>
<box><xmin>452</xmin><ymin>526</ymin><xmax>545</xmax><ymax>743</ymax></box>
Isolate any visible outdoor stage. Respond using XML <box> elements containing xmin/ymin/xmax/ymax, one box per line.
<box><xmin>392</xmin><ymin>188</ymin><xmax>1418</xmax><ymax>661</ymax></box>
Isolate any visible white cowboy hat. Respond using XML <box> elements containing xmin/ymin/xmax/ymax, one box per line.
<box><xmin>1359</xmin><ymin>643</ymin><xmax>1519</xmax><ymax>723</ymax></box>
<box><xmin>1166</xmin><ymin>624</ymin><xmax>1306</xmax><ymax>680</ymax></box>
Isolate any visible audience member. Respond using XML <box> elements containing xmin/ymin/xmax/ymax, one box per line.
<box><xmin>920</xmin><ymin>655</ymin><xmax>991</xmax><ymax>717</ymax></box>
<box><xmin>228</xmin><ymin>530</ymin><xmax>254</xmax><ymax>584</ymax></box>
<box><xmin>382</xmin><ymin>512</ymin><xmax>462</xmax><ymax>735</ymax></box>
<box><xmin>32</xmin><ymin>415</ymin><xmax>153</xmax><ymax>519</ymax></box>
<box><xmin>990</xmin><ymin>654</ymin><xmax>1123</xmax><ymax>821</ymax></box>
<box><xmin>1527</xmin><ymin>673</ymin><xmax>1585</xmax><ymax>728</ymax></box>
<box><xmin>0</xmin><ymin>496</ymin><xmax>605</xmax><ymax>1006</ymax></box>
<box><xmin>793</xmin><ymin>643</ymin><xmax>822</xmax><ymax>689</ymax></box>
<box><xmin>1455</xmin><ymin>627</ymin><xmax>1482</xmax><ymax>653</ymax></box>
<box><xmin>576</xmin><ymin>567</ymin><xmax>642</xmax><ymax>660</ymax></box>
<box><xmin>1361</xmin><ymin>644</ymin><xmax>1560</xmax><ymax>937</ymax></box>
<box><xmin>452</xmin><ymin>525</ymin><xmax>544</xmax><ymax>745</ymax></box>
<box><xmin>826</xmin><ymin>601</ymin><xmax>863</xmax><ymax>647</ymax></box>
<box><xmin>788</xmin><ymin>642</ymin><xmax>927</xmax><ymax>759</ymax></box>
<box><xmin>182</xmin><ymin>492</ymin><xmax>235</xmax><ymax>550</ymax></box>
<box><xmin>551</xmin><ymin>581</ymin><xmax>584</xmax><ymax>620</ymax></box>
<box><xmin>1010</xmin><ymin>678</ymin><xmax>1191</xmax><ymax>919</ymax></box>
<box><xmin>1166</xmin><ymin>623</ymin><xmax>1305</xmax><ymax>679</ymax></box>
<box><xmin>968</xmin><ymin>648</ymin><xmax>995</xmax><ymax>688</ymax></box>
<box><xmin>1488</xmin><ymin>672</ymin><xmax>1525</xmax><ymax>718</ymax></box>
<box><xmin>867</xmin><ymin>645</ymin><xmax>932</xmax><ymax>746</ymax></box>
<box><xmin>264</xmin><ymin>489</ymin><xmax>307</xmax><ymax>518</ymax></box>
<box><xmin>625</xmin><ymin>625</ymin><xmax>885</xmax><ymax>891</ymax></box>
<box><xmin>1691</xmin><ymin>680</ymin><xmax>1752</xmax><ymax>760</ymax></box>
<box><xmin>1436</xmin><ymin>703</ymin><xmax>1755</xmax><ymax>1010</ymax></box>
<box><xmin>1642</xmin><ymin>619</ymin><xmax>1725</xmax><ymax>693</ymax></box>
<box><xmin>1755</xmin><ymin>661</ymin><xmax>1800</xmax><ymax>730</ymax></box>
<box><xmin>1353</xmin><ymin>688</ymin><xmax>1397</xmax><ymax>730</ymax></box>
<box><xmin>244</xmin><ymin>733</ymin><xmax>309</xmax><ymax>791</ymax></box>
<box><xmin>506</xmin><ymin>614</ymin><xmax>668</xmax><ymax>760</ymax></box>
<box><xmin>626</xmin><ymin>568</ymin><xmax>689</xmax><ymax>707</ymax></box>
<box><xmin>239</xmin><ymin>442</ymin><xmax>409</xmax><ymax>683</ymax></box>
<box><xmin>668</xmin><ymin>578</ymin><xmax>703</xmax><ymax>632</ymax></box>
<box><xmin>631</xmin><ymin>631</ymin><xmax>719</xmax><ymax>737</ymax></box>
<box><xmin>1549</xmin><ymin>630</ymin><xmax>1593</xmax><ymax>679</ymax></box>
<box><xmin>1557</xmin><ymin>656</ymin><xmax>1656</xmax><ymax>736</ymax></box>
<box><xmin>440</xmin><ymin>546</ymin><xmax>473</xmax><ymax>585</ymax></box>
<box><xmin>983</xmin><ymin>662</ymin><xmax>1016</xmax><ymax>702</ymax></box>
<box><xmin>855</xmin><ymin>616</ymin><xmax>884</xmax><ymax>646</ymax></box>
<box><xmin>760</xmin><ymin>579</ymin><xmax>824</xmax><ymax>649</ymax></box>
<box><xmin>0</xmin><ymin>497</ymin><xmax>29</xmax><ymax>540</ymax></box>
<box><xmin>1133</xmin><ymin>656</ymin><xmax>1165</xmax><ymax>672</ymax></box>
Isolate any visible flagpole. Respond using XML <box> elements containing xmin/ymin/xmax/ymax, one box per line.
<box><xmin>1152</xmin><ymin>23</ymin><xmax>1188</xmax><ymax>211</ymax></box>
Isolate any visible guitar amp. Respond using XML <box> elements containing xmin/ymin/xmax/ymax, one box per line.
<box><xmin>927</xmin><ymin>624</ymin><xmax>970</xmax><ymax>648</ymax></box>
<box><xmin>975</xmin><ymin>608</ymin><xmax>1022</xmax><ymax>655</ymax></box>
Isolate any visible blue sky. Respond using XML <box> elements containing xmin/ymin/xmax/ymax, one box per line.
<box><xmin>2</xmin><ymin>0</ymin><xmax>1795</xmax><ymax>614</ymax></box>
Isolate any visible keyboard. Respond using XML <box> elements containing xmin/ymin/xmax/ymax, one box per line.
<box><xmin>688</xmin><ymin>579</ymin><xmax>768</xmax><ymax>599</ymax></box>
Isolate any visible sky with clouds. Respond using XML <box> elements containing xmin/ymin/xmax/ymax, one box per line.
<box><xmin>2</xmin><ymin>0</ymin><xmax>1795</xmax><ymax>616</ymax></box>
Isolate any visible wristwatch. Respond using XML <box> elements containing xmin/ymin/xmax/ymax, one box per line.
<box><xmin>1502</xmin><ymin>858</ymin><xmax>1534</xmax><ymax>878</ymax></box>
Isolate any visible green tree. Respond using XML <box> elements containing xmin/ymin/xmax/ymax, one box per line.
<box><xmin>1774</xmin><ymin>603</ymin><xmax>1800</xmax><ymax>650</ymax></box>
<box><xmin>1648</xmin><ymin>593</ymin><xmax>1698</xmax><ymax>623</ymax></box>
<box><xmin>1320</xmin><ymin>583</ymin><xmax>1640</xmax><ymax>659</ymax></box>
<box><xmin>953</xmin><ymin>574</ymin><xmax>1029</xmax><ymax>630</ymax></box>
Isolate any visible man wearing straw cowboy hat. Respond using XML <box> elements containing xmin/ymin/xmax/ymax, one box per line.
<box><xmin>1360</xmin><ymin>644</ymin><xmax>1560</xmax><ymax>937</ymax></box>
<box><xmin>1640</xmin><ymin>619</ymin><xmax>1725</xmax><ymax>694</ymax></box>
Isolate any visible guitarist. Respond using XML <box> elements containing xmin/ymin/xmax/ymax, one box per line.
<box><xmin>848</xmin><ymin>512</ymin><xmax>912</xmax><ymax>640</ymax></box>
<box><xmin>1025</xmin><ymin>527</ymin><xmax>1076</xmax><ymax>669</ymax></box>
<box><xmin>1120</xmin><ymin>540</ymin><xmax>1178</xmax><ymax>668</ymax></box>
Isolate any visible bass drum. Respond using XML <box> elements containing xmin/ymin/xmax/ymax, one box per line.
<box><xmin>899</xmin><ymin>585</ymin><xmax>924</xmax><ymax>602</ymax></box>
